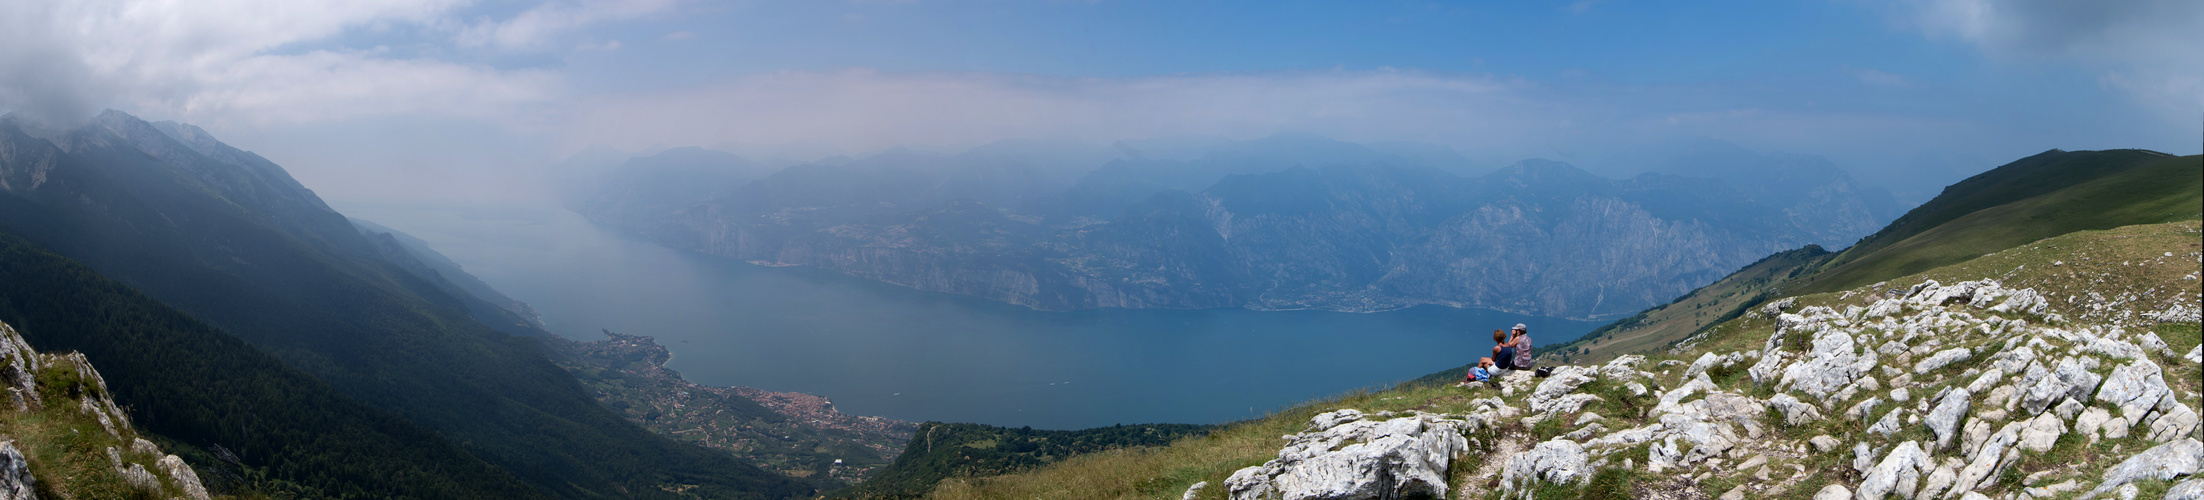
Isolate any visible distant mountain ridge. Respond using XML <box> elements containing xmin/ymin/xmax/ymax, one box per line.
<box><xmin>577</xmin><ymin>136</ymin><xmax>1903</xmax><ymax>319</ymax></box>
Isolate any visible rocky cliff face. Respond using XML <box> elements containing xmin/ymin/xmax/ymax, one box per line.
<box><xmin>582</xmin><ymin>144</ymin><xmax>1899</xmax><ymax>319</ymax></box>
<box><xmin>0</xmin><ymin>321</ymin><xmax>213</xmax><ymax>500</ymax></box>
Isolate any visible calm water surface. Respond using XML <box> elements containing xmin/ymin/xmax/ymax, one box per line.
<box><xmin>338</xmin><ymin>202</ymin><xmax>1600</xmax><ymax>429</ymax></box>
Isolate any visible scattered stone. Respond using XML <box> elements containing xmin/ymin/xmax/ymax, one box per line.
<box><xmin>1868</xmin><ymin>409</ymin><xmax>1905</xmax><ymax>437</ymax></box>
<box><xmin>1183</xmin><ymin>481</ymin><xmax>1207</xmax><ymax>500</ymax></box>
<box><xmin>1684</xmin><ymin>352</ymin><xmax>1721</xmax><ymax>381</ymax></box>
<box><xmin>1813</xmin><ymin>484</ymin><xmax>1851</xmax><ymax>500</ymax></box>
<box><xmin>2056</xmin><ymin>398</ymin><xmax>2086</xmax><ymax>421</ymax></box>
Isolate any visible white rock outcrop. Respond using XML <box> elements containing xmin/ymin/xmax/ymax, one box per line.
<box><xmin>1226</xmin><ymin>410</ymin><xmax>1472</xmax><ymax>500</ymax></box>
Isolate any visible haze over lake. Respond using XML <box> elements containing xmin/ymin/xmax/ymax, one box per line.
<box><xmin>341</xmin><ymin>202</ymin><xmax>1599</xmax><ymax>429</ymax></box>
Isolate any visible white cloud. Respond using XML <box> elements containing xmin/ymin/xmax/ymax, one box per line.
<box><xmin>0</xmin><ymin>0</ymin><xmax>615</xmax><ymax>127</ymax></box>
<box><xmin>1885</xmin><ymin>0</ymin><xmax>2204</xmax><ymax>117</ymax></box>
<box><xmin>457</xmin><ymin>0</ymin><xmax>684</xmax><ymax>50</ymax></box>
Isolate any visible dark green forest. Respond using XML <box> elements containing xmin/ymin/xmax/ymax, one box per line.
<box><xmin>0</xmin><ymin>230</ymin><xmax>542</xmax><ymax>498</ymax></box>
<box><xmin>833</xmin><ymin>422</ymin><xmax>1214</xmax><ymax>498</ymax></box>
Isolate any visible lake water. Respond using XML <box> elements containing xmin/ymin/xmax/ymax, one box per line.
<box><xmin>337</xmin><ymin>202</ymin><xmax>1601</xmax><ymax>430</ymax></box>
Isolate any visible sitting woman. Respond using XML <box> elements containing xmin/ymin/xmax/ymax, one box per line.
<box><xmin>1491</xmin><ymin>329</ymin><xmax>1517</xmax><ymax>370</ymax></box>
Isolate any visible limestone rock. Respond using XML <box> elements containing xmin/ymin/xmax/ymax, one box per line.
<box><xmin>2164</xmin><ymin>477</ymin><xmax>2204</xmax><ymax>500</ymax></box>
<box><xmin>1811</xmin><ymin>435</ymin><xmax>1844</xmax><ymax>453</ymax></box>
<box><xmin>1925</xmin><ymin>388</ymin><xmax>1971</xmax><ymax>451</ymax></box>
<box><xmin>2187</xmin><ymin>345</ymin><xmax>2202</xmax><ymax>364</ymax></box>
<box><xmin>1183</xmin><ymin>481</ymin><xmax>1208</xmax><ymax>500</ymax></box>
<box><xmin>2016</xmin><ymin>412</ymin><xmax>2067</xmax><ymax>453</ymax></box>
<box><xmin>158</xmin><ymin>454</ymin><xmax>211</xmax><ymax>500</ymax></box>
<box><xmin>1771</xmin><ymin>394</ymin><xmax>1825</xmax><ymax>426</ymax></box>
<box><xmin>2096</xmin><ymin>359</ymin><xmax>2173</xmax><ymax>423</ymax></box>
<box><xmin>1684</xmin><ymin>352</ymin><xmax>1721</xmax><ymax>381</ymax></box>
<box><xmin>1855</xmin><ymin>440</ymin><xmax>1928</xmax><ymax>500</ymax></box>
<box><xmin>1913</xmin><ymin>348</ymin><xmax>1971</xmax><ymax>375</ymax></box>
<box><xmin>1503</xmin><ymin>440</ymin><xmax>1592</xmax><ymax>492</ymax></box>
<box><xmin>1226</xmin><ymin>411</ymin><xmax>1471</xmax><ymax>500</ymax></box>
<box><xmin>2148</xmin><ymin>403</ymin><xmax>2201</xmax><ymax>443</ymax></box>
<box><xmin>2077</xmin><ymin>407</ymin><xmax>2113</xmax><ymax>444</ymax></box>
<box><xmin>2084</xmin><ymin>438</ymin><xmax>2203</xmax><ymax>499</ymax></box>
<box><xmin>1781</xmin><ymin>330</ymin><xmax>1874</xmax><ymax>400</ymax></box>
<box><xmin>1867</xmin><ymin>408</ymin><xmax>1905</xmax><ymax>437</ymax></box>
<box><xmin>0</xmin><ymin>441</ymin><xmax>33</xmax><ymax>500</ymax></box>
<box><xmin>1813</xmin><ymin>484</ymin><xmax>1851</xmax><ymax>500</ymax></box>
<box><xmin>1526</xmin><ymin>367</ymin><xmax>1599</xmax><ymax>417</ymax></box>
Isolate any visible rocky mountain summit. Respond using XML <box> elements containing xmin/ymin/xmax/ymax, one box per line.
<box><xmin>0</xmin><ymin>321</ymin><xmax>213</xmax><ymax>500</ymax></box>
<box><xmin>1205</xmin><ymin>223</ymin><xmax>2202</xmax><ymax>500</ymax></box>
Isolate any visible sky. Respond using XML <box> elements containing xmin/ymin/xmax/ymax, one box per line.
<box><xmin>1</xmin><ymin>0</ymin><xmax>2199</xmax><ymax>203</ymax></box>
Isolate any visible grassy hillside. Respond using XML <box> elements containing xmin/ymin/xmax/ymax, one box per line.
<box><xmin>1794</xmin><ymin>152</ymin><xmax>2200</xmax><ymax>294</ymax></box>
<box><xmin>1554</xmin><ymin>151</ymin><xmax>2199</xmax><ymax>363</ymax></box>
<box><xmin>892</xmin><ymin>219</ymin><xmax>2202</xmax><ymax>500</ymax></box>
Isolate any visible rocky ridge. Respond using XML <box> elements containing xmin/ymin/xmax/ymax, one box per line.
<box><xmin>1213</xmin><ymin>228</ymin><xmax>2202</xmax><ymax>499</ymax></box>
<box><xmin>0</xmin><ymin>321</ymin><xmax>213</xmax><ymax>500</ymax></box>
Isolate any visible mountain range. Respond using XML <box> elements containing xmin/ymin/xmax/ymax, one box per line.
<box><xmin>575</xmin><ymin>136</ymin><xmax>1904</xmax><ymax>319</ymax></box>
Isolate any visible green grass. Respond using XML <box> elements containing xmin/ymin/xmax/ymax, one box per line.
<box><xmin>1799</xmin><ymin>153</ymin><xmax>2201</xmax><ymax>294</ymax></box>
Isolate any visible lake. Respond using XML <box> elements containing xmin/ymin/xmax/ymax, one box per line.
<box><xmin>337</xmin><ymin>202</ymin><xmax>1601</xmax><ymax>430</ymax></box>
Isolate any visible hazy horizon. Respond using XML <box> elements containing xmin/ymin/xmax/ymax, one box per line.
<box><xmin>3</xmin><ymin>0</ymin><xmax>2199</xmax><ymax>206</ymax></box>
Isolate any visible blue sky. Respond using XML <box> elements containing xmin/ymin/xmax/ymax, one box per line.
<box><xmin>1</xmin><ymin>0</ymin><xmax>2198</xmax><ymax>202</ymax></box>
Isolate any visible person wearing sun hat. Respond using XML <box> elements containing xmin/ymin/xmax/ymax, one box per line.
<box><xmin>1509</xmin><ymin>323</ymin><xmax>1533</xmax><ymax>371</ymax></box>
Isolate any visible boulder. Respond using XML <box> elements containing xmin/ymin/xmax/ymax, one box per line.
<box><xmin>1925</xmin><ymin>389</ymin><xmax>1971</xmax><ymax>451</ymax></box>
<box><xmin>1184</xmin><ymin>481</ymin><xmax>1209</xmax><ymax>500</ymax></box>
<box><xmin>1684</xmin><ymin>352</ymin><xmax>1721</xmax><ymax>381</ymax></box>
<box><xmin>1525</xmin><ymin>367</ymin><xmax>1599</xmax><ymax>416</ymax></box>
<box><xmin>1771</xmin><ymin>394</ymin><xmax>1825</xmax><ymax>426</ymax></box>
<box><xmin>158</xmin><ymin>454</ymin><xmax>212</xmax><ymax>500</ymax></box>
<box><xmin>1503</xmin><ymin>440</ymin><xmax>1591</xmax><ymax>492</ymax></box>
<box><xmin>2165</xmin><ymin>477</ymin><xmax>2204</xmax><ymax>500</ymax></box>
<box><xmin>2076</xmin><ymin>407</ymin><xmax>2113</xmax><ymax>444</ymax></box>
<box><xmin>1813</xmin><ymin>484</ymin><xmax>1852</xmax><ymax>500</ymax></box>
<box><xmin>1867</xmin><ymin>409</ymin><xmax>1905</xmax><ymax>437</ymax></box>
<box><xmin>2016</xmin><ymin>412</ymin><xmax>2067</xmax><ymax>453</ymax></box>
<box><xmin>1855</xmin><ymin>441</ymin><xmax>1929</xmax><ymax>500</ymax></box>
<box><xmin>2148</xmin><ymin>403</ymin><xmax>2201</xmax><ymax>443</ymax></box>
<box><xmin>1811</xmin><ymin>435</ymin><xmax>1844</xmax><ymax>453</ymax></box>
<box><xmin>2083</xmin><ymin>438</ymin><xmax>2203</xmax><ymax>499</ymax></box>
<box><xmin>1226</xmin><ymin>411</ymin><xmax>1471</xmax><ymax>500</ymax></box>
<box><xmin>1780</xmin><ymin>331</ymin><xmax>1875</xmax><ymax>400</ymax></box>
<box><xmin>2096</xmin><ymin>359</ymin><xmax>2173</xmax><ymax>422</ymax></box>
<box><xmin>1914</xmin><ymin>348</ymin><xmax>1972</xmax><ymax>375</ymax></box>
